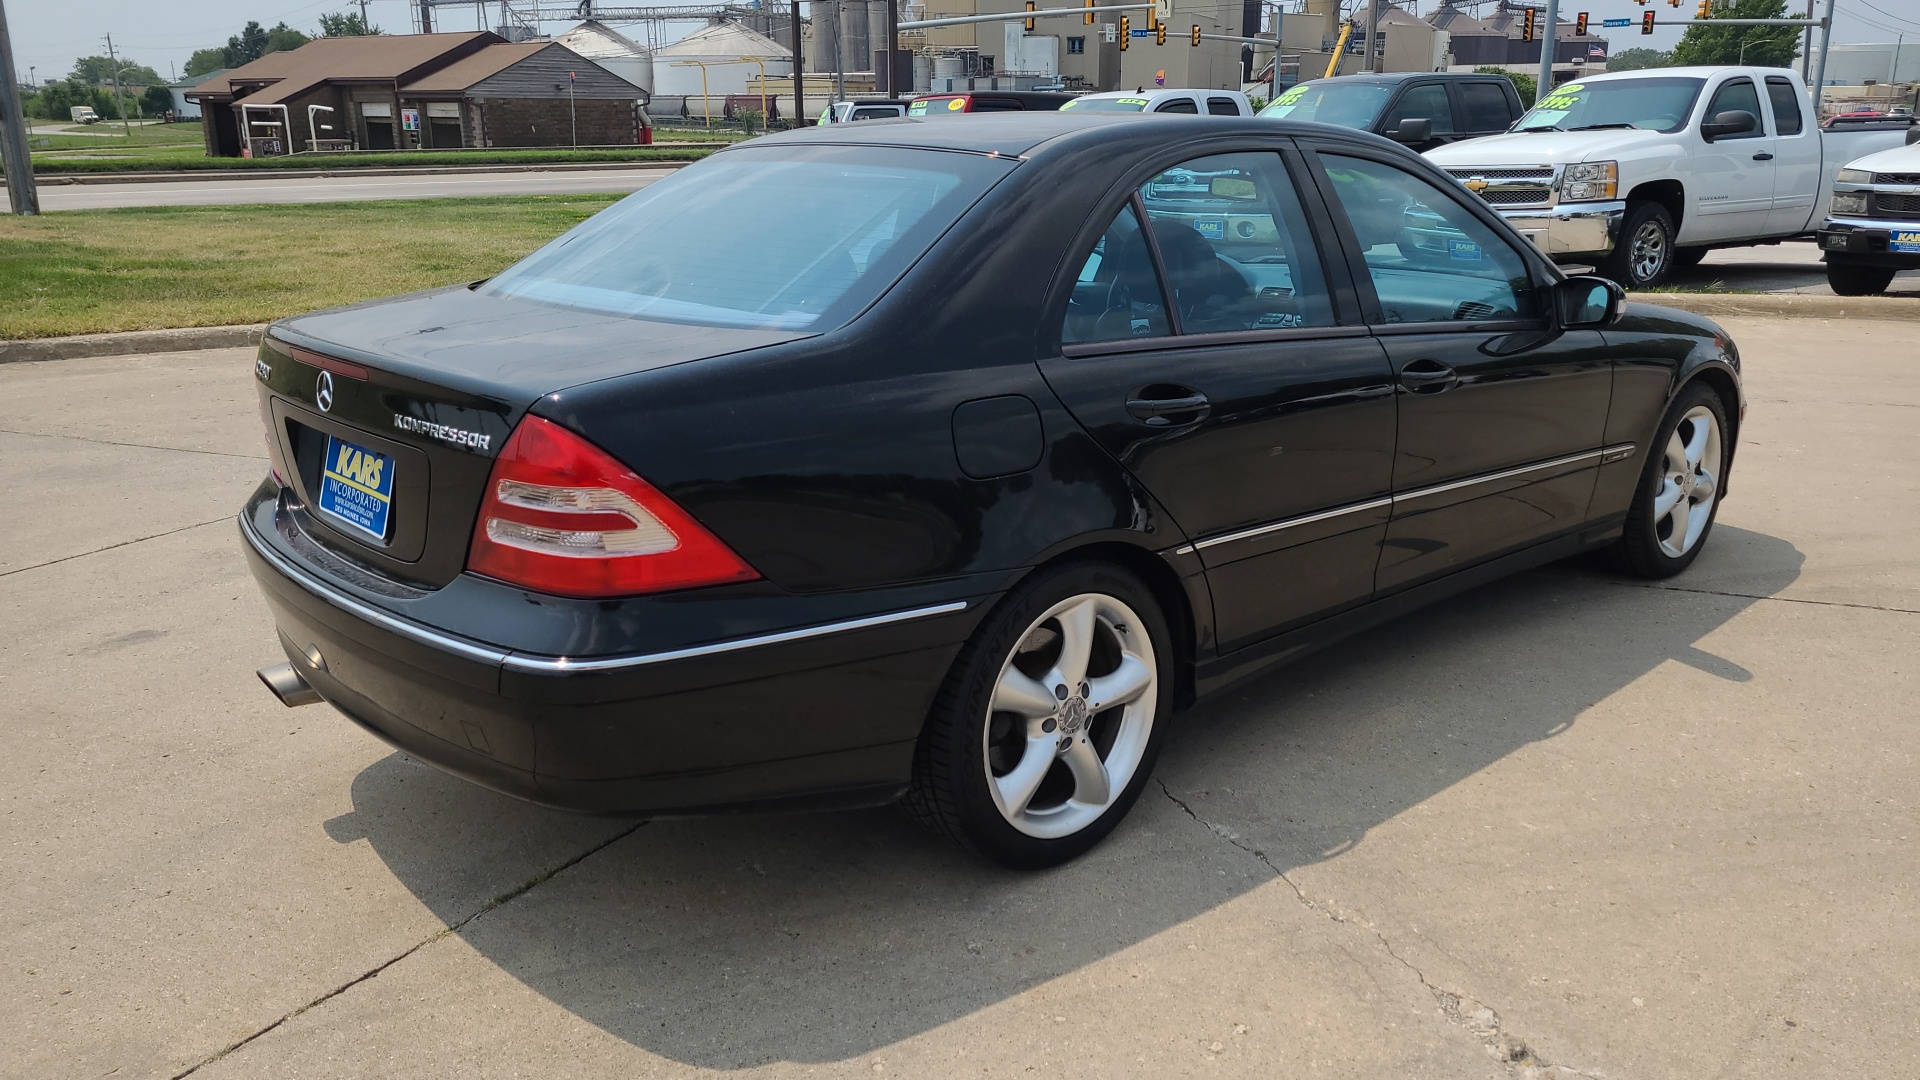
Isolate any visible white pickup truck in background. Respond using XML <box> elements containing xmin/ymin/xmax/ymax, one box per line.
<box><xmin>1426</xmin><ymin>67</ymin><xmax>1915</xmax><ymax>288</ymax></box>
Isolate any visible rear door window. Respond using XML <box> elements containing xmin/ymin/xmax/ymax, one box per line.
<box><xmin>971</xmin><ymin>97</ymin><xmax>1026</xmax><ymax>112</ymax></box>
<box><xmin>1207</xmin><ymin>96</ymin><xmax>1242</xmax><ymax>116</ymax></box>
<box><xmin>1765</xmin><ymin>77</ymin><xmax>1804</xmax><ymax>135</ymax></box>
<box><xmin>1137</xmin><ymin>152</ymin><xmax>1336</xmax><ymax>334</ymax></box>
<box><xmin>1458</xmin><ymin>81</ymin><xmax>1514</xmax><ymax>131</ymax></box>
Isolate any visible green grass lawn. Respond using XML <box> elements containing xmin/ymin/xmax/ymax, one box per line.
<box><xmin>23</xmin><ymin>145</ymin><xmax>717</xmax><ymax>173</ymax></box>
<box><xmin>0</xmin><ymin>195</ymin><xmax>621</xmax><ymax>339</ymax></box>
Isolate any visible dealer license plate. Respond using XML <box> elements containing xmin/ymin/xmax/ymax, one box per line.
<box><xmin>1891</xmin><ymin>231</ymin><xmax>1920</xmax><ymax>253</ymax></box>
<box><xmin>317</xmin><ymin>435</ymin><xmax>394</xmax><ymax>541</ymax></box>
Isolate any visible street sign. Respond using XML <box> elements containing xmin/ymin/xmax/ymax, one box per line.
<box><xmin>1131</xmin><ymin>27</ymin><xmax>1154</xmax><ymax>36</ymax></box>
<box><xmin>1154</xmin><ymin>0</ymin><xmax>1172</xmax><ymax>24</ymax></box>
<box><xmin>1602</xmin><ymin>16</ymin><xmax>1631</xmax><ymax>25</ymax></box>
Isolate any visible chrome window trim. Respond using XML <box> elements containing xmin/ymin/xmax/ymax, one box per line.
<box><xmin>241</xmin><ymin>511</ymin><xmax>970</xmax><ymax>675</ymax></box>
<box><xmin>1181</xmin><ymin>446</ymin><xmax>1618</xmax><ymax>556</ymax></box>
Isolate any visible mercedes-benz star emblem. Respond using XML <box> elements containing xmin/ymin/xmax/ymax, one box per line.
<box><xmin>315</xmin><ymin>370</ymin><xmax>335</xmax><ymax>413</ymax></box>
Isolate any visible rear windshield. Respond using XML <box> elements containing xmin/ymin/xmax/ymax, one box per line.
<box><xmin>1258</xmin><ymin>82</ymin><xmax>1392</xmax><ymax>128</ymax></box>
<box><xmin>1061</xmin><ymin>96</ymin><xmax>1150</xmax><ymax>112</ymax></box>
<box><xmin>908</xmin><ymin>96</ymin><xmax>970</xmax><ymax>117</ymax></box>
<box><xmin>482</xmin><ymin>145</ymin><xmax>1014</xmax><ymax>331</ymax></box>
<box><xmin>1514</xmin><ymin>76</ymin><xmax>1706</xmax><ymax>134</ymax></box>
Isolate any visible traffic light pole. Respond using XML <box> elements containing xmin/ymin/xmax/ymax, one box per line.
<box><xmin>1810</xmin><ymin>0</ymin><xmax>1835</xmax><ymax>110</ymax></box>
<box><xmin>1535</xmin><ymin>0</ymin><xmax>1561</xmax><ymax>104</ymax></box>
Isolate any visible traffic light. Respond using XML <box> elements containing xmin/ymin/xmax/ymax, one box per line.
<box><xmin>1642</xmin><ymin>10</ymin><xmax>1656</xmax><ymax>32</ymax></box>
<box><xmin>1522</xmin><ymin>7</ymin><xmax>1536</xmax><ymax>41</ymax></box>
<box><xmin>1696</xmin><ymin>0</ymin><xmax>1709</xmax><ymax>16</ymax></box>
<box><xmin>1156</xmin><ymin>21</ymin><xmax>1167</xmax><ymax>44</ymax></box>
<box><xmin>1575</xmin><ymin>11</ymin><xmax>1587</xmax><ymax>34</ymax></box>
<box><xmin>1191</xmin><ymin>22</ymin><xmax>1202</xmax><ymax>45</ymax></box>
<box><xmin>1024</xmin><ymin>1</ymin><xmax>1035</xmax><ymax>32</ymax></box>
<box><xmin>1120</xmin><ymin>15</ymin><xmax>1129</xmax><ymax>49</ymax></box>
<box><xmin>1085</xmin><ymin>0</ymin><xmax>1095</xmax><ymax>25</ymax></box>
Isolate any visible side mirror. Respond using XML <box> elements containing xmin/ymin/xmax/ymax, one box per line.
<box><xmin>1700</xmin><ymin>109</ymin><xmax>1758</xmax><ymax>141</ymax></box>
<box><xmin>1906</xmin><ymin>124</ymin><xmax>1920</xmax><ymax>145</ymax></box>
<box><xmin>1389</xmin><ymin>117</ymin><xmax>1431</xmax><ymax>143</ymax></box>
<box><xmin>1556</xmin><ymin>274</ymin><xmax>1625</xmax><ymax>329</ymax></box>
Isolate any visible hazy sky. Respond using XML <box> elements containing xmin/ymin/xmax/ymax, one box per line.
<box><xmin>8</xmin><ymin>0</ymin><xmax>1915</xmax><ymax>86</ymax></box>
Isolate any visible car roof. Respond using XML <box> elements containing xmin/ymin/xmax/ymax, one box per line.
<box><xmin>1078</xmin><ymin>88</ymin><xmax>1242</xmax><ymax>99</ymax></box>
<box><xmin>1300</xmin><ymin>71</ymin><xmax>1493</xmax><ymax>85</ymax></box>
<box><xmin>742</xmin><ymin>112</ymin><xmax>1380</xmax><ymax>159</ymax></box>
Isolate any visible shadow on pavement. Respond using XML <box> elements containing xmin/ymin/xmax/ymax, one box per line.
<box><xmin>330</xmin><ymin>525</ymin><xmax>1801</xmax><ymax>1069</ymax></box>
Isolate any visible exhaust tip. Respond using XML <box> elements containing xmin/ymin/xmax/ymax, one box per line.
<box><xmin>259</xmin><ymin>662</ymin><xmax>323</xmax><ymax>708</ymax></box>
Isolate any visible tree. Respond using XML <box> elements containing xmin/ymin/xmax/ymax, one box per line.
<box><xmin>318</xmin><ymin>11</ymin><xmax>382</xmax><ymax>36</ymax></box>
<box><xmin>142</xmin><ymin>84</ymin><xmax>176</xmax><ymax>117</ymax></box>
<box><xmin>1607</xmin><ymin>47</ymin><xmax>1672</xmax><ymax>72</ymax></box>
<box><xmin>265</xmin><ymin>22</ymin><xmax>311</xmax><ymax>53</ymax></box>
<box><xmin>1475</xmin><ymin>66</ymin><xmax>1537</xmax><ymax>108</ymax></box>
<box><xmin>1671</xmin><ymin>0</ymin><xmax>1798</xmax><ymax>67</ymax></box>
<box><xmin>69</xmin><ymin>55</ymin><xmax>163</xmax><ymax>87</ymax></box>
<box><xmin>184</xmin><ymin>48</ymin><xmax>228</xmax><ymax>78</ymax></box>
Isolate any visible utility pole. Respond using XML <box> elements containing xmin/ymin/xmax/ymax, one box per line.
<box><xmin>104</xmin><ymin>33</ymin><xmax>131</xmax><ymax>135</ymax></box>
<box><xmin>420</xmin><ymin>0</ymin><xmax>434</xmax><ymax>33</ymax></box>
<box><xmin>884</xmin><ymin>0</ymin><xmax>898</xmax><ymax>98</ymax></box>
<box><xmin>1801</xmin><ymin>0</ymin><xmax>1812</xmax><ymax>79</ymax></box>
<box><xmin>1365</xmin><ymin>0</ymin><xmax>1382</xmax><ymax>73</ymax></box>
<box><xmin>790</xmin><ymin>0</ymin><xmax>805</xmax><ymax>126</ymax></box>
<box><xmin>1810</xmin><ymin>0</ymin><xmax>1834</xmax><ymax>111</ymax></box>
<box><xmin>1535</xmin><ymin>0</ymin><xmax>1561</xmax><ymax>100</ymax></box>
<box><xmin>0</xmin><ymin>0</ymin><xmax>40</xmax><ymax>214</ymax></box>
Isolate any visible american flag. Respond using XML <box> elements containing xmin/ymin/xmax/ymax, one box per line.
<box><xmin>1589</xmin><ymin>44</ymin><xmax>1607</xmax><ymax>57</ymax></box>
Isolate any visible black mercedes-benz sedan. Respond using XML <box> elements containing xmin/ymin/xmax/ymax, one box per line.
<box><xmin>243</xmin><ymin>114</ymin><xmax>1743</xmax><ymax>869</ymax></box>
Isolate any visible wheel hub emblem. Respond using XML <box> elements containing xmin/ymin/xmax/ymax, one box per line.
<box><xmin>1058</xmin><ymin>696</ymin><xmax>1088</xmax><ymax>735</ymax></box>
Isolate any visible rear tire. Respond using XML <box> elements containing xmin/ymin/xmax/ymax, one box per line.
<box><xmin>1600</xmin><ymin>383</ymin><xmax>1728</xmax><ymax>579</ymax></box>
<box><xmin>1826</xmin><ymin>260</ymin><xmax>1896</xmax><ymax>296</ymax></box>
<box><xmin>1598</xmin><ymin>201</ymin><xmax>1677</xmax><ymax>290</ymax></box>
<box><xmin>904</xmin><ymin>561</ymin><xmax>1173</xmax><ymax>869</ymax></box>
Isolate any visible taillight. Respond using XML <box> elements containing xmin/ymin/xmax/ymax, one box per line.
<box><xmin>466</xmin><ymin>415</ymin><xmax>759</xmax><ymax>598</ymax></box>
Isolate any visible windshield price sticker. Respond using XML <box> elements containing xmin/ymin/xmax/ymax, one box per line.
<box><xmin>1265</xmin><ymin>85</ymin><xmax>1310</xmax><ymax>116</ymax></box>
<box><xmin>1448</xmin><ymin>238</ymin><xmax>1484</xmax><ymax>262</ymax></box>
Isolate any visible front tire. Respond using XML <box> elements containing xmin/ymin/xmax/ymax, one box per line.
<box><xmin>1601</xmin><ymin>384</ymin><xmax>1728</xmax><ymax>579</ymax></box>
<box><xmin>1598</xmin><ymin>201</ymin><xmax>1677</xmax><ymax>290</ymax></box>
<box><xmin>904</xmin><ymin>561</ymin><xmax>1173</xmax><ymax>869</ymax></box>
<box><xmin>1826</xmin><ymin>260</ymin><xmax>1896</xmax><ymax>296</ymax></box>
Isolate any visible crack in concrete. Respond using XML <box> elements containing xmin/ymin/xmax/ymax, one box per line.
<box><xmin>1156</xmin><ymin>780</ymin><xmax>1607</xmax><ymax>1080</ymax></box>
<box><xmin>0</xmin><ymin>425</ymin><xmax>264</xmax><ymax>462</ymax></box>
<box><xmin>168</xmin><ymin>820</ymin><xmax>648</xmax><ymax>1080</ymax></box>
<box><xmin>0</xmin><ymin>517</ymin><xmax>232</xmax><ymax>579</ymax></box>
<box><xmin>1610</xmin><ymin>579</ymin><xmax>1919</xmax><ymax>616</ymax></box>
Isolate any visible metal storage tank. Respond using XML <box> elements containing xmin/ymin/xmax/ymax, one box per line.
<box><xmin>654</xmin><ymin>21</ymin><xmax>794</xmax><ymax>102</ymax></box>
<box><xmin>556</xmin><ymin>20</ymin><xmax>655</xmax><ymax>97</ymax></box>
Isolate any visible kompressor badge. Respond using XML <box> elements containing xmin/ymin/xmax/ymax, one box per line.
<box><xmin>393</xmin><ymin>413</ymin><xmax>492</xmax><ymax>451</ymax></box>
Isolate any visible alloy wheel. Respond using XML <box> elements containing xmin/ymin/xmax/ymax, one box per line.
<box><xmin>1630</xmin><ymin>219</ymin><xmax>1669</xmax><ymax>284</ymax></box>
<box><xmin>983</xmin><ymin>593</ymin><xmax>1158</xmax><ymax>840</ymax></box>
<box><xmin>1654</xmin><ymin>405</ymin><xmax>1722</xmax><ymax>558</ymax></box>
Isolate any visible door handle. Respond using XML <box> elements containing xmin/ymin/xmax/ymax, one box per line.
<box><xmin>1752</xmin><ymin>152</ymin><xmax>1774</xmax><ymax>161</ymax></box>
<box><xmin>1398</xmin><ymin>359</ymin><xmax>1458</xmax><ymax>394</ymax></box>
<box><xmin>1125</xmin><ymin>387</ymin><xmax>1210</xmax><ymax>425</ymax></box>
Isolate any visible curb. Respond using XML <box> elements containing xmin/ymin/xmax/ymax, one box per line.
<box><xmin>1634</xmin><ymin>292</ymin><xmax>1920</xmax><ymax>323</ymax></box>
<box><xmin>0</xmin><ymin>324</ymin><xmax>268</xmax><ymax>364</ymax></box>
<box><xmin>29</xmin><ymin>159</ymin><xmax>700</xmax><ymax>186</ymax></box>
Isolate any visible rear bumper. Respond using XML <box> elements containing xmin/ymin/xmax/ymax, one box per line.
<box><xmin>1494</xmin><ymin>200</ymin><xmax>1625</xmax><ymax>260</ymax></box>
<box><xmin>1818</xmin><ymin>218</ymin><xmax>1920</xmax><ymax>267</ymax></box>
<box><xmin>240</xmin><ymin>501</ymin><xmax>987</xmax><ymax>815</ymax></box>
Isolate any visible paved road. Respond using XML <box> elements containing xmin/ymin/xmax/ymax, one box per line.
<box><xmin>1669</xmin><ymin>239</ymin><xmax>1920</xmax><ymax>296</ymax></box>
<box><xmin>4</xmin><ymin>319</ymin><xmax>1918</xmax><ymax>1078</ymax></box>
<box><xmin>13</xmin><ymin>167</ymin><xmax>677</xmax><ymax>210</ymax></box>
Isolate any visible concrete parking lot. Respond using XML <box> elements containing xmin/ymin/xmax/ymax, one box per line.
<box><xmin>3</xmin><ymin>315</ymin><xmax>1916</xmax><ymax>1079</ymax></box>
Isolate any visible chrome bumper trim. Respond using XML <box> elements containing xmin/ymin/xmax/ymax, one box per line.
<box><xmin>240</xmin><ymin>511</ymin><xmax>970</xmax><ymax>676</ymax></box>
<box><xmin>1495</xmin><ymin>200</ymin><xmax>1626</xmax><ymax>259</ymax></box>
<box><xmin>1819</xmin><ymin>216</ymin><xmax>1920</xmax><ymax>232</ymax></box>
<box><xmin>1193</xmin><ymin>497</ymin><xmax>1394</xmax><ymax>552</ymax></box>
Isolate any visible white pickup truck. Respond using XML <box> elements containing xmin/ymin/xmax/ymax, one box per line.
<box><xmin>1426</xmin><ymin>67</ymin><xmax>1915</xmax><ymax>288</ymax></box>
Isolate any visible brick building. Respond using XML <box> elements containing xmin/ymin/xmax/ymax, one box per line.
<box><xmin>186</xmin><ymin>31</ymin><xmax>649</xmax><ymax>156</ymax></box>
